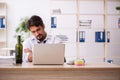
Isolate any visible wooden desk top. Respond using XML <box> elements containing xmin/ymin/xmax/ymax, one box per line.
<box><xmin>0</xmin><ymin>62</ymin><xmax>120</xmax><ymax>71</ymax></box>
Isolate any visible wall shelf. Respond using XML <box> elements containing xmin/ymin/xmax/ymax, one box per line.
<box><xmin>0</xmin><ymin>2</ymin><xmax>7</xmax><ymax>56</ymax></box>
<box><xmin>51</xmin><ymin>0</ymin><xmax>120</xmax><ymax>64</ymax></box>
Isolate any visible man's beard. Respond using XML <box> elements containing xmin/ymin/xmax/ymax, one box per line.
<box><xmin>36</xmin><ymin>34</ymin><xmax>45</xmax><ymax>42</ymax></box>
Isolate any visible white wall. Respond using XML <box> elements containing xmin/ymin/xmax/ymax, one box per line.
<box><xmin>0</xmin><ymin>0</ymin><xmax>50</xmax><ymax>47</ymax></box>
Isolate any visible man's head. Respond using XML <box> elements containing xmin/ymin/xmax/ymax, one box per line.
<box><xmin>26</xmin><ymin>15</ymin><xmax>46</xmax><ymax>42</ymax></box>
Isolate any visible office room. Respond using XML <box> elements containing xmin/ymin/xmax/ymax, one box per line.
<box><xmin>0</xmin><ymin>0</ymin><xmax>120</xmax><ymax>80</ymax></box>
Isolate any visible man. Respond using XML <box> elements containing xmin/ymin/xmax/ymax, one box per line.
<box><xmin>22</xmin><ymin>15</ymin><xmax>63</xmax><ymax>62</ymax></box>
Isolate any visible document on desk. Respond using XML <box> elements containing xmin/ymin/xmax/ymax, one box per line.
<box><xmin>0</xmin><ymin>56</ymin><xmax>15</xmax><ymax>59</ymax></box>
<box><xmin>0</xmin><ymin>56</ymin><xmax>15</xmax><ymax>64</ymax></box>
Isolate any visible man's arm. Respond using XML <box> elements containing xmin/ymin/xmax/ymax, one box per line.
<box><xmin>24</xmin><ymin>48</ymin><xmax>32</xmax><ymax>62</ymax></box>
<box><xmin>22</xmin><ymin>38</ymin><xmax>33</xmax><ymax>62</ymax></box>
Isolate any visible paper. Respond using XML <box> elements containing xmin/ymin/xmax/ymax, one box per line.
<box><xmin>0</xmin><ymin>56</ymin><xmax>15</xmax><ymax>59</ymax></box>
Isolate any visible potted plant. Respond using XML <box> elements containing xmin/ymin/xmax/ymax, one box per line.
<box><xmin>15</xmin><ymin>17</ymin><xmax>30</xmax><ymax>42</ymax></box>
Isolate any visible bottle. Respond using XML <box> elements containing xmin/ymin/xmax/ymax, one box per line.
<box><xmin>15</xmin><ymin>35</ymin><xmax>23</xmax><ymax>64</ymax></box>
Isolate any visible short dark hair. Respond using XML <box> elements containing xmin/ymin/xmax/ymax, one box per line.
<box><xmin>26</xmin><ymin>15</ymin><xmax>44</xmax><ymax>30</ymax></box>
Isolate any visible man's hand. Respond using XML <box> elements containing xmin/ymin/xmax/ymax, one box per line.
<box><xmin>24</xmin><ymin>48</ymin><xmax>32</xmax><ymax>62</ymax></box>
<box><xmin>28</xmin><ymin>52</ymin><xmax>32</xmax><ymax>62</ymax></box>
<box><xmin>24</xmin><ymin>48</ymin><xmax>32</xmax><ymax>53</ymax></box>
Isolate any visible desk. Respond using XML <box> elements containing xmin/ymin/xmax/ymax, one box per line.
<box><xmin>0</xmin><ymin>62</ymin><xmax>120</xmax><ymax>80</ymax></box>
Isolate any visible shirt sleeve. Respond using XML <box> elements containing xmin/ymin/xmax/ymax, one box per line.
<box><xmin>22</xmin><ymin>38</ymin><xmax>32</xmax><ymax>62</ymax></box>
<box><xmin>22</xmin><ymin>52</ymin><xmax>29</xmax><ymax>62</ymax></box>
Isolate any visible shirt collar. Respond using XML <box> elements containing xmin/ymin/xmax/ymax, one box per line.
<box><xmin>31</xmin><ymin>35</ymin><xmax>51</xmax><ymax>43</ymax></box>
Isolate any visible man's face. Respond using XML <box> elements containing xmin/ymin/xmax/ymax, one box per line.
<box><xmin>29</xmin><ymin>26</ymin><xmax>46</xmax><ymax>41</ymax></box>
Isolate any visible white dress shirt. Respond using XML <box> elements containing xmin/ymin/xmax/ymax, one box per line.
<box><xmin>22</xmin><ymin>35</ymin><xmax>62</xmax><ymax>62</ymax></box>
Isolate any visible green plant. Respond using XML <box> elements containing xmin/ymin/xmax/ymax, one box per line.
<box><xmin>15</xmin><ymin>17</ymin><xmax>30</xmax><ymax>42</ymax></box>
<box><xmin>15</xmin><ymin>17</ymin><xmax>29</xmax><ymax>33</ymax></box>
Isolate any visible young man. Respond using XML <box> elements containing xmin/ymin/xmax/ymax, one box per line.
<box><xmin>22</xmin><ymin>15</ymin><xmax>63</xmax><ymax>62</ymax></box>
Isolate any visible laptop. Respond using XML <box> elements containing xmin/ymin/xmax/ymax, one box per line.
<box><xmin>32</xmin><ymin>44</ymin><xmax>65</xmax><ymax>65</ymax></box>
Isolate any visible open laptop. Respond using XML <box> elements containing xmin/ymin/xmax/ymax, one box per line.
<box><xmin>33</xmin><ymin>44</ymin><xmax>65</xmax><ymax>65</ymax></box>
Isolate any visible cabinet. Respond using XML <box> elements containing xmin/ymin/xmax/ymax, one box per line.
<box><xmin>106</xmin><ymin>0</ymin><xmax>120</xmax><ymax>64</ymax></box>
<box><xmin>50</xmin><ymin>0</ymin><xmax>77</xmax><ymax>62</ymax></box>
<box><xmin>50</xmin><ymin>0</ymin><xmax>120</xmax><ymax>64</ymax></box>
<box><xmin>0</xmin><ymin>3</ymin><xmax>7</xmax><ymax>55</ymax></box>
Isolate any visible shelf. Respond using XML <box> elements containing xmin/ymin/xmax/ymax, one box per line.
<box><xmin>51</xmin><ymin>0</ymin><xmax>76</xmax><ymax>1</ymax></box>
<box><xmin>107</xmin><ymin>13</ymin><xmax>120</xmax><ymax>16</ymax></box>
<box><xmin>51</xmin><ymin>0</ymin><xmax>104</xmax><ymax>1</ymax></box>
<box><xmin>0</xmin><ymin>3</ymin><xmax>6</xmax><ymax>16</ymax></box>
<box><xmin>78</xmin><ymin>0</ymin><xmax>104</xmax><ymax>1</ymax></box>
<box><xmin>78</xmin><ymin>14</ymin><xmax>105</xmax><ymax>15</ymax></box>
<box><xmin>0</xmin><ymin>28</ymin><xmax>6</xmax><ymax>30</ymax></box>
<box><xmin>106</xmin><ymin>43</ymin><xmax>120</xmax><ymax>45</ymax></box>
<box><xmin>78</xmin><ymin>27</ymin><xmax>106</xmax><ymax>30</ymax></box>
<box><xmin>107</xmin><ymin>0</ymin><xmax>120</xmax><ymax>1</ymax></box>
<box><xmin>0</xmin><ymin>2</ymin><xmax>7</xmax><ymax>56</ymax></box>
<box><xmin>50</xmin><ymin>0</ymin><xmax>120</xmax><ymax>64</ymax></box>
<box><xmin>0</xmin><ymin>15</ymin><xmax>5</xmax><ymax>18</ymax></box>
<box><xmin>106</xmin><ymin>56</ymin><xmax>120</xmax><ymax>58</ymax></box>
<box><xmin>51</xmin><ymin>14</ymin><xmax>112</xmax><ymax>15</ymax></box>
<box><xmin>51</xmin><ymin>13</ymin><xmax>77</xmax><ymax>15</ymax></box>
<box><xmin>0</xmin><ymin>41</ymin><xmax>6</xmax><ymax>44</ymax></box>
<box><xmin>105</xmin><ymin>28</ymin><xmax>120</xmax><ymax>30</ymax></box>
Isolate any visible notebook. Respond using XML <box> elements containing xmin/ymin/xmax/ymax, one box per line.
<box><xmin>32</xmin><ymin>44</ymin><xmax>65</xmax><ymax>65</ymax></box>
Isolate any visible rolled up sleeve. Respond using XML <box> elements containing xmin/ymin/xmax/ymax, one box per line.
<box><xmin>22</xmin><ymin>39</ymin><xmax>32</xmax><ymax>62</ymax></box>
